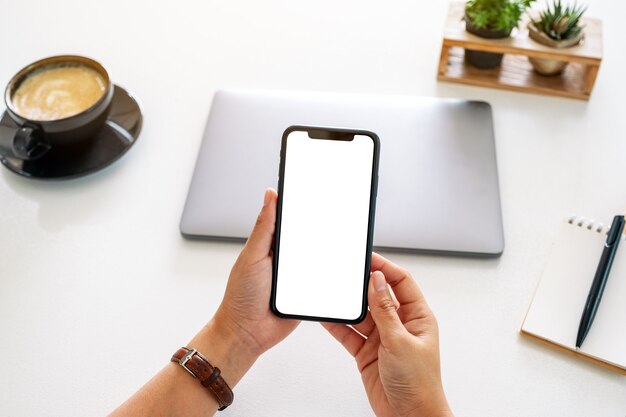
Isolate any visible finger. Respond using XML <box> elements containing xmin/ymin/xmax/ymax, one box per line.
<box><xmin>243</xmin><ymin>188</ymin><xmax>277</xmax><ymax>258</ymax></box>
<box><xmin>372</xmin><ymin>253</ymin><xmax>433</xmax><ymax>325</ymax></box>
<box><xmin>389</xmin><ymin>285</ymin><xmax>400</xmax><ymax>310</ymax></box>
<box><xmin>371</xmin><ymin>252</ymin><xmax>427</xmax><ymax>308</ymax></box>
<box><xmin>322</xmin><ymin>322</ymin><xmax>366</xmax><ymax>357</ymax></box>
<box><xmin>352</xmin><ymin>311</ymin><xmax>375</xmax><ymax>337</ymax></box>
<box><xmin>368</xmin><ymin>271</ymin><xmax>406</xmax><ymax>347</ymax></box>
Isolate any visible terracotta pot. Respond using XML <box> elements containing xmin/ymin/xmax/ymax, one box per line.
<box><xmin>528</xmin><ymin>23</ymin><xmax>584</xmax><ymax>75</ymax></box>
<box><xmin>464</xmin><ymin>15</ymin><xmax>512</xmax><ymax>69</ymax></box>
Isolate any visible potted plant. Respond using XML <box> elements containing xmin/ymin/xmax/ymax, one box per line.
<box><xmin>528</xmin><ymin>1</ymin><xmax>586</xmax><ymax>75</ymax></box>
<box><xmin>465</xmin><ymin>0</ymin><xmax>536</xmax><ymax>69</ymax></box>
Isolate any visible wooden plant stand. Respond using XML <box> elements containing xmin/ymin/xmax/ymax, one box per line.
<box><xmin>437</xmin><ymin>2</ymin><xmax>603</xmax><ymax>100</ymax></box>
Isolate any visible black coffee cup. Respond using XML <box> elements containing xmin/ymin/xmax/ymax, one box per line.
<box><xmin>1</xmin><ymin>55</ymin><xmax>114</xmax><ymax>160</ymax></box>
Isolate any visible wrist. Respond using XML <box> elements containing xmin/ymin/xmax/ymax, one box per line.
<box><xmin>417</xmin><ymin>392</ymin><xmax>453</xmax><ymax>417</ymax></box>
<box><xmin>398</xmin><ymin>386</ymin><xmax>452</xmax><ymax>417</ymax></box>
<box><xmin>186</xmin><ymin>319</ymin><xmax>260</xmax><ymax>388</ymax></box>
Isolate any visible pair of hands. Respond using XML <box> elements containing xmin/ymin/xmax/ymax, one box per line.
<box><xmin>211</xmin><ymin>188</ymin><xmax>453</xmax><ymax>417</ymax></box>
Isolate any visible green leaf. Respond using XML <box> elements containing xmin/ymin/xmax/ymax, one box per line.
<box><xmin>465</xmin><ymin>0</ymin><xmax>536</xmax><ymax>31</ymax></box>
<box><xmin>532</xmin><ymin>0</ymin><xmax>586</xmax><ymax>40</ymax></box>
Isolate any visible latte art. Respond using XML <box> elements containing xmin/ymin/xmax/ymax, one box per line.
<box><xmin>12</xmin><ymin>64</ymin><xmax>106</xmax><ymax>121</ymax></box>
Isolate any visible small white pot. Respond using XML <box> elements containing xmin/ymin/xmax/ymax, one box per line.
<box><xmin>528</xmin><ymin>23</ymin><xmax>584</xmax><ymax>76</ymax></box>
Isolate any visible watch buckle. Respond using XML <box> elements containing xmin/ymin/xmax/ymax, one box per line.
<box><xmin>179</xmin><ymin>348</ymin><xmax>198</xmax><ymax>378</ymax></box>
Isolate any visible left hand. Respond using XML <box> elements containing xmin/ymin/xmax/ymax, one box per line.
<box><xmin>109</xmin><ymin>189</ymin><xmax>299</xmax><ymax>417</ymax></box>
<box><xmin>211</xmin><ymin>188</ymin><xmax>300</xmax><ymax>357</ymax></box>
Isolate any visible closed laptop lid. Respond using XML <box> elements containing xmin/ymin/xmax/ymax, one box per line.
<box><xmin>180</xmin><ymin>89</ymin><xmax>504</xmax><ymax>257</ymax></box>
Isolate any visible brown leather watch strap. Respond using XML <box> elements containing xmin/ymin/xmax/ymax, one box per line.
<box><xmin>171</xmin><ymin>347</ymin><xmax>234</xmax><ymax>411</ymax></box>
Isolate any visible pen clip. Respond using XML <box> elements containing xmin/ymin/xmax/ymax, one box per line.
<box><xmin>605</xmin><ymin>215</ymin><xmax>625</xmax><ymax>246</ymax></box>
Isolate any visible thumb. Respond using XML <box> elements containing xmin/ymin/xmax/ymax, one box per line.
<box><xmin>369</xmin><ymin>271</ymin><xmax>405</xmax><ymax>346</ymax></box>
<box><xmin>243</xmin><ymin>188</ymin><xmax>277</xmax><ymax>257</ymax></box>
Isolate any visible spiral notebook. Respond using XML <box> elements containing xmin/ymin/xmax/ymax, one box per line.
<box><xmin>521</xmin><ymin>215</ymin><xmax>626</xmax><ymax>375</ymax></box>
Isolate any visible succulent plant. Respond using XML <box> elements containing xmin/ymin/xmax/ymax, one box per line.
<box><xmin>531</xmin><ymin>0</ymin><xmax>586</xmax><ymax>41</ymax></box>
<box><xmin>466</xmin><ymin>0</ymin><xmax>536</xmax><ymax>32</ymax></box>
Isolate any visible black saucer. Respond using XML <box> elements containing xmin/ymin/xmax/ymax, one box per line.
<box><xmin>0</xmin><ymin>85</ymin><xmax>142</xmax><ymax>180</ymax></box>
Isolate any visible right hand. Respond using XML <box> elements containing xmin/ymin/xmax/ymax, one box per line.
<box><xmin>323</xmin><ymin>253</ymin><xmax>453</xmax><ymax>417</ymax></box>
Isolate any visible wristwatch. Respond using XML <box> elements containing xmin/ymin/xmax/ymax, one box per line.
<box><xmin>171</xmin><ymin>347</ymin><xmax>234</xmax><ymax>410</ymax></box>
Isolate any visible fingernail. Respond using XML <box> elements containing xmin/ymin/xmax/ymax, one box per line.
<box><xmin>263</xmin><ymin>189</ymin><xmax>271</xmax><ymax>206</ymax></box>
<box><xmin>372</xmin><ymin>271</ymin><xmax>387</xmax><ymax>292</ymax></box>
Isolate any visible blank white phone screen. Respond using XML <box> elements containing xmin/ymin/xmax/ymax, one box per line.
<box><xmin>275</xmin><ymin>130</ymin><xmax>375</xmax><ymax>321</ymax></box>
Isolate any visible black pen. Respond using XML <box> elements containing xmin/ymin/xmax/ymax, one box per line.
<box><xmin>576</xmin><ymin>215</ymin><xmax>625</xmax><ymax>349</ymax></box>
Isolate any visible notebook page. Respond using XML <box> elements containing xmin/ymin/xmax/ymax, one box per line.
<box><xmin>584</xmin><ymin>230</ymin><xmax>626</xmax><ymax>368</ymax></box>
<box><xmin>522</xmin><ymin>221</ymin><xmax>626</xmax><ymax>369</ymax></box>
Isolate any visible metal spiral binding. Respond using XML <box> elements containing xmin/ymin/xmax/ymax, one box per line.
<box><xmin>568</xmin><ymin>215</ymin><xmax>604</xmax><ymax>234</ymax></box>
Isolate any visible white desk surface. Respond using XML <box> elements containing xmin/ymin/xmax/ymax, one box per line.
<box><xmin>1</xmin><ymin>0</ymin><xmax>625</xmax><ymax>416</ymax></box>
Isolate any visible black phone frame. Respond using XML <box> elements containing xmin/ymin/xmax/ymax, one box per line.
<box><xmin>270</xmin><ymin>125</ymin><xmax>380</xmax><ymax>324</ymax></box>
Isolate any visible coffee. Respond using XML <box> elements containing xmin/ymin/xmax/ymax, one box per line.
<box><xmin>11</xmin><ymin>64</ymin><xmax>106</xmax><ymax>121</ymax></box>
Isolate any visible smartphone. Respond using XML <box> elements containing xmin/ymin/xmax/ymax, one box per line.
<box><xmin>271</xmin><ymin>126</ymin><xmax>380</xmax><ymax>324</ymax></box>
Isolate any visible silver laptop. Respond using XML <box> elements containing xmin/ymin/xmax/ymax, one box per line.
<box><xmin>180</xmin><ymin>89</ymin><xmax>504</xmax><ymax>257</ymax></box>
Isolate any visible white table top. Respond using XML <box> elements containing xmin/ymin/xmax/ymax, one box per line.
<box><xmin>1</xmin><ymin>0</ymin><xmax>625</xmax><ymax>415</ymax></box>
